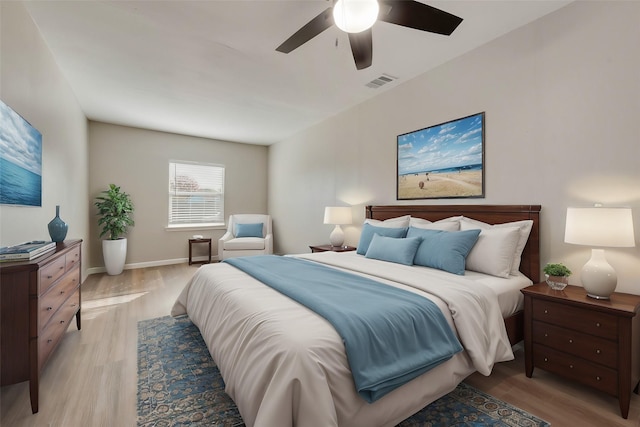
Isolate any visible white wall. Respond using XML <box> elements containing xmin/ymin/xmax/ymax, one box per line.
<box><xmin>88</xmin><ymin>122</ymin><xmax>268</xmax><ymax>270</ymax></box>
<box><xmin>0</xmin><ymin>2</ymin><xmax>89</xmax><ymax>279</ymax></box>
<box><xmin>269</xmin><ymin>1</ymin><xmax>640</xmax><ymax>294</ymax></box>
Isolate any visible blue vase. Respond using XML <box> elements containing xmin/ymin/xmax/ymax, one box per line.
<box><xmin>48</xmin><ymin>205</ymin><xmax>68</xmax><ymax>242</ymax></box>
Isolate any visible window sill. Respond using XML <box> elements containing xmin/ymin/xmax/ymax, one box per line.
<box><xmin>165</xmin><ymin>223</ymin><xmax>226</xmax><ymax>232</ymax></box>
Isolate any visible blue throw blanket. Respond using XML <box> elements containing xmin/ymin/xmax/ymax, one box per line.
<box><xmin>224</xmin><ymin>255</ymin><xmax>463</xmax><ymax>403</ymax></box>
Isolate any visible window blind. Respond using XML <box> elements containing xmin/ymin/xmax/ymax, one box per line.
<box><xmin>168</xmin><ymin>161</ymin><xmax>224</xmax><ymax>226</ymax></box>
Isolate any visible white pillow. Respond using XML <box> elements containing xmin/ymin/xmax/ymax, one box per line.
<box><xmin>463</xmin><ymin>226</ymin><xmax>521</xmax><ymax>278</ymax></box>
<box><xmin>364</xmin><ymin>215</ymin><xmax>410</xmax><ymax>228</ymax></box>
<box><xmin>409</xmin><ymin>216</ymin><xmax>461</xmax><ymax>231</ymax></box>
<box><xmin>460</xmin><ymin>217</ymin><xmax>534</xmax><ymax>275</ymax></box>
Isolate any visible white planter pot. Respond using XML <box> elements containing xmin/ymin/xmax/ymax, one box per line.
<box><xmin>102</xmin><ymin>238</ymin><xmax>127</xmax><ymax>275</ymax></box>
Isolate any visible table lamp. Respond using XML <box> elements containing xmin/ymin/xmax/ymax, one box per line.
<box><xmin>564</xmin><ymin>206</ymin><xmax>635</xmax><ymax>299</ymax></box>
<box><xmin>324</xmin><ymin>206</ymin><xmax>352</xmax><ymax>247</ymax></box>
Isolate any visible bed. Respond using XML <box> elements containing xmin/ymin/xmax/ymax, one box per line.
<box><xmin>171</xmin><ymin>204</ymin><xmax>541</xmax><ymax>427</ymax></box>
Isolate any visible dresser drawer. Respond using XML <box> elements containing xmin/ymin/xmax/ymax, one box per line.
<box><xmin>38</xmin><ymin>267</ymin><xmax>80</xmax><ymax>332</ymax></box>
<box><xmin>533</xmin><ymin>344</ymin><xmax>617</xmax><ymax>395</ymax></box>
<box><xmin>532</xmin><ymin>320</ymin><xmax>617</xmax><ymax>368</ymax></box>
<box><xmin>38</xmin><ymin>288</ymin><xmax>80</xmax><ymax>371</ymax></box>
<box><xmin>532</xmin><ymin>299</ymin><xmax>617</xmax><ymax>340</ymax></box>
<box><xmin>39</xmin><ymin>257</ymin><xmax>66</xmax><ymax>295</ymax></box>
<box><xmin>65</xmin><ymin>246</ymin><xmax>80</xmax><ymax>271</ymax></box>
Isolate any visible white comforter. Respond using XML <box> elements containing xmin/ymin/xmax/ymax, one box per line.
<box><xmin>171</xmin><ymin>252</ymin><xmax>516</xmax><ymax>427</ymax></box>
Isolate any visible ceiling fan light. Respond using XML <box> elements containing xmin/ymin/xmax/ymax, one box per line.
<box><xmin>333</xmin><ymin>0</ymin><xmax>379</xmax><ymax>34</ymax></box>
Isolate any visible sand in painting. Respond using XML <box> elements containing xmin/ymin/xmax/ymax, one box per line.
<box><xmin>398</xmin><ymin>170</ymin><xmax>482</xmax><ymax>199</ymax></box>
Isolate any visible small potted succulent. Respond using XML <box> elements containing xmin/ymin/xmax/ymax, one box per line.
<box><xmin>543</xmin><ymin>263</ymin><xmax>571</xmax><ymax>290</ymax></box>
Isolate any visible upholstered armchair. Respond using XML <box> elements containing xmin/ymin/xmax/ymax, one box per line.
<box><xmin>218</xmin><ymin>214</ymin><xmax>273</xmax><ymax>260</ymax></box>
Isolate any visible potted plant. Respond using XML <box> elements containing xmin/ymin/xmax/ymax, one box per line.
<box><xmin>95</xmin><ymin>184</ymin><xmax>134</xmax><ymax>275</ymax></box>
<box><xmin>543</xmin><ymin>262</ymin><xmax>572</xmax><ymax>290</ymax></box>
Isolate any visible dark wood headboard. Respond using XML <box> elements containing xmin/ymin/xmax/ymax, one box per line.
<box><xmin>366</xmin><ymin>205</ymin><xmax>541</xmax><ymax>282</ymax></box>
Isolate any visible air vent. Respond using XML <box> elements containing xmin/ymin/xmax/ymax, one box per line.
<box><xmin>365</xmin><ymin>73</ymin><xmax>397</xmax><ymax>89</ymax></box>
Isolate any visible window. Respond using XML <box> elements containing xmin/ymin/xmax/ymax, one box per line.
<box><xmin>168</xmin><ymin>161</ymin><xmax>224</xmax><ymax>227</ymax></box>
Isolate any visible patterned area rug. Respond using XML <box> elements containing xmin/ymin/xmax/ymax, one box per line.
<box><xmin>137</xmin><ymin>316</ymin><xmax>550</xmax><ymax>427</ymax></box>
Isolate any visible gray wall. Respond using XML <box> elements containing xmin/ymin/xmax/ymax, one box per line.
<box><xmin>4</xmin><ymin>1</ymin><xmax>639</xmax><ymax>296</ymax></box>
<box><xmin>88</xmin><ymin>122</ymin><xmax>268</xmax><ymax>271</ymax></box>
<box><xmin>0</xmin><ymin>2</ymin><xmax>89</xmax><ymax>279</ymax></box>
<box><xmin>268</xmin><ymin>1</ymin><xmax>640</xmax><ymax>295</ymax></box>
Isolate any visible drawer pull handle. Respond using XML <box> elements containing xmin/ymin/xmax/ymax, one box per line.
<box><xmin>47</xmin><ymin>275</ymin><xmax>53</xmax><ymax>279</ymax></box>
<box><xmin>544</xmin><ymin>309</ymin><xmax>548</xmax><ymax>314</ymax></box>
<box><xmin>544</xmin><ymin>333</ymin><xmax>548</xmax><ymax>338</ymax></box>
<box><xmin>46</xmin><ymin>306</ymin><xmax>53</xmax><ymax>311</ymax></box>
<box><xmin>59</xmin><ymin>266</ymin><xmax>64</xmax><ymax>270</ymax></box>
<box><xmin>60</xmin><ymin>290</ymin><xmax>65</xmax><ymax>295</ymax></box>
<box><xmin>569</xmin><ymin>339</ymin><xmax>573</xmax><ymax>343</ymax></box>
<box><xmin>544</xmin><ymin>357</ymin><xmax>548</xmax><ymax>362</ymax></box>
<box><xmin>596</xmin><ymin>376</ymin><xmax>601</xmax><ymax>381</ymax></box>
<box><xmin>569</xmin><ymin>365</ymin><xmax>574</xmax><ymax>369</ymax></box>
<box><xmin>596</xmin><ymin>322</ymin><xmax>601</xmax><ymax>327</ymax></box>
<box><xmin>47</xmin><ymin>339</ymin><xmax>52</xmax><ymax>343</ymax></box>
<box><xmin>60</xmin><ymin>320</ymin><xmax>65</xmax><ymax>324</ymax></box>
<box><xmin>596</xmin><ymin>349</ymin><xmax>601</xmax><ymax>354</ymax></box>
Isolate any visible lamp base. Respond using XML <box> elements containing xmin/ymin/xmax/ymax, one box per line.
<box><xmin>581</xmin><ymin>248</ymin><xmax>617</xmax><ymax>300</ymax></box>
<box><xmin>329</xmin><ymin>225</ymin><xmax>345</xmax><ymax>247</ymax></box>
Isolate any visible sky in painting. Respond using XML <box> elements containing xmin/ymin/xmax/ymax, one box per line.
<box><xmin>397</xmin><ymin>113</ymin><xmax>483</xmax><ymax>176</ymax></box>
<box><xmin>0</xmin><ymin>100</ymin><xmax>42</xmax><ymax>176</ymax></box>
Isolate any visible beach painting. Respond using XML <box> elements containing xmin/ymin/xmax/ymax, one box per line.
<box><xmin>0</xmin><ymin>99</ymin><xmax>42</xmax><ymax>206</ymax></box>
<box><xmin>397</xmin><ymin>112</ymin><xmax>485</xmax><ymax>200</ymax></box>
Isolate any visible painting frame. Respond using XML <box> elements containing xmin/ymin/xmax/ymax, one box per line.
<box><xmin>397</xmin><ymin>112</ymin><xmax>485</xmax><ymax>200</ymax></box>
<box><xmin>0</xmin><ymin>99</ymin><xmax>43</xmax><ymax>207</ymax></box>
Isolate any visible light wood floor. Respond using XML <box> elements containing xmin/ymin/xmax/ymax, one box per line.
<box><xmin>1</xmin><ymin>263</ymin><xmax>639</xmax><ymax>427</ymax></box>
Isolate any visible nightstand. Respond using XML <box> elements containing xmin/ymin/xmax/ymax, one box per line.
<box><xmin>522</xmin><ymin>282</ymin><xmax>640</xmax><ymax>419</ymax></box>
<box><xmin>309</xmin><ymin>244</ymin><xmax>357</xmax><ymax>253</ymax></box>
<box><xmin>188</xmin><ymin>238</ymin><xmax>212</xmax><ymax>265</ymax></box>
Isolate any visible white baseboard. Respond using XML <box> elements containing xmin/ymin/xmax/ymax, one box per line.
<box><xmin>86</xmin><ymin>255</ymin><xmax>220</xmax><ymax>276</ymax></box>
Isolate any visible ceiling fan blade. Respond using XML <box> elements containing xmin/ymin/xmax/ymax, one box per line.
<box><xmin>379</xmin><ymin>0</ymin><xmax>463</xmax><ymax>36</ymax></box>
<box><xmin>276</xmin><ymin>7</ymin><xmax>334</xmax><ymax>53</ymax></box>
<box><xmin>348</xmin><ymin>29</ymin><xmax>373</xmax><ymax>70</ymax></box>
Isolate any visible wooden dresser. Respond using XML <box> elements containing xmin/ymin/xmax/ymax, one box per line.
<box><xmin>522</xmin><ymin>282</ymin><xmax>640</xmax><ymax>419</ymax></box>
<box><xmin>0</xmin><ymin>239</ymin><xmax>82</xmax><ymax>413</ymax></box>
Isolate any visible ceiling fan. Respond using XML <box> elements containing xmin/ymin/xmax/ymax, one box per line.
<box><xmin>276</xmin><ymin>0</ymin><xmax>463</xmax><ymax>70</ymax></box>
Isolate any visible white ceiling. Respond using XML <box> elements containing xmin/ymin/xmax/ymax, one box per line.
<box><xmin>25</xmin><ymin>1</ymin><xmax>570</xmax><ymax>145</ymax></box>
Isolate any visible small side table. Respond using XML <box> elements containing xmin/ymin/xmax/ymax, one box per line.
<box><xmin>522</xmin><ymin>282</ymin><xmax>640</xmax><ymax>419</ymax></box>
<box><xmin>188</xmin><ymin>238</ymin><xmax>212</xmax><ymax>265</ymax></box>
<box><xmin>309</xmin><ymin>244</ymin><xmax>357</xmax><ymax>253</ymax></box>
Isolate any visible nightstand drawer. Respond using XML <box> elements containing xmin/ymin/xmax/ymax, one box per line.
<box><xmin>532</xmin><ymin>299</ymin><xmax>617</xmax><ymax>339</ymax></box>
<box><xmin>533</xmin><ymin>344</ymin><xmax>617</xmax><ymax>395</ymax></box>
<box><xmin>532</xmin><ymin>321</ymin><xmax>617</xmax><ymax>368</ymax></box>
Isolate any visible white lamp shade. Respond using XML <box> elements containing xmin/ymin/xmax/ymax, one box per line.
<box><xmin>564</xmin><ymin>207</ymin><xmax>635</xmax><ymax>247</ymax></box>
<box><xmin>333</xmin><ymin>0</ymin><xmax>379</xmax><ymax>33</ymax></box>
<box><xmin>324</xmin><ymin>206</ymin><xmax>353</xmax><ymax>225</ymax></box>
<box><xmin>564</xmin><ymin>206</ymin><xmax>635</xmax><ymax>299</ymax></box>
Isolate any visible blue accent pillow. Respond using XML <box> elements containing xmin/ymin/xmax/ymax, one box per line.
<box><xmin>356</xmin><ymin>223</ymin><xmax>408</xmax><ymax>255</ymax></box>
<box><xmin>365</xmin><ymin>234</ymin><xmax>422</xmax><ymax>266</ymax></box>
<box><xmin>234</xmin><ymin>223</ymin><xmax>264</xmax><ymax>238</ymax></box>
<box><xmin>406</xmin><ymin>227</ymin><xmax>481</xmax><ymax>275</ymax></box>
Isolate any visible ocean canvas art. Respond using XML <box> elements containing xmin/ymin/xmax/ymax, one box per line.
<box><xmin>0</xmin><ymin>100</ymin><xmax>42</xmax><ymax>206</ymax></box>
<box><xmin>397</xmin><ymin>112</ymin><xmax>485</xmax><ymax>200</ymax></box>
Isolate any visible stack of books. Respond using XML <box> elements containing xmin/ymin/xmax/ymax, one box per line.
<box><xmin>0</xmin><ymin>241</ymin><xmax>57</xmax><ymax>261</ymax></box>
